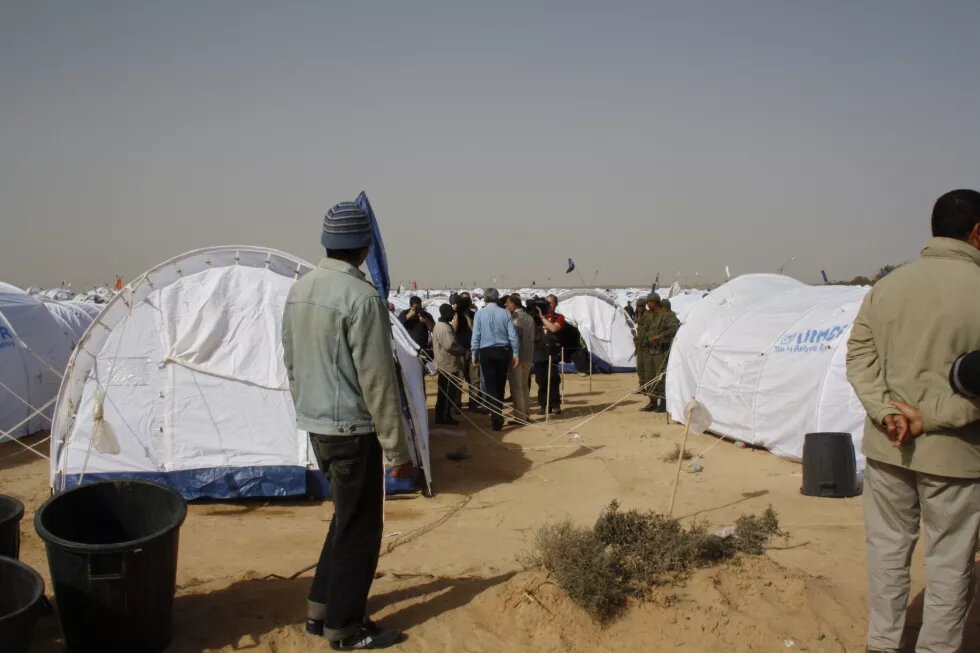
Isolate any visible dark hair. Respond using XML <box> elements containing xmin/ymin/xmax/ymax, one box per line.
<box><xmin>325</xmin><ymin>246</ymin><xmax>370</xmax><ymax>266</ymax></box>
<box><xmin>409</xmin><ymin>295</ymin><xmax>422</xmax><ymax>307</ymax></box>
<box><xmin>507</xmin><ymin>293</ymin><xmax>523</xmax><ymax>309</ymax></box>
<box><xmin>438</xmin><ymin>303</ymin><xmax>455</xmax><ymax>322</ymax></box>
<box><xmin>932</xmin><ymin>189</ymin><xmax>980</xmax><ymax>240</ymax></box>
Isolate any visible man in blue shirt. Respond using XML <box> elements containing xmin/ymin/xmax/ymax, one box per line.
<box><xmin>471</xmin><ymin>288</ymin><xmax>519</xmax><ymax>431</ymax></box>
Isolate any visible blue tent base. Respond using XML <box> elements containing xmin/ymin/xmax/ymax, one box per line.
<box><xmin>61</xmin><ymin>465</ymin><xmax>310</xmax><ymax>500</ymax></box>
<box><xmin>306</xmin><ymin>468</ymin><xmax>421</xmax><ymax>500</ymax></box>
<box><xmin>61</xmin><ymin>465</ymin><xmax>422</xmax><ymax>501</ymax></box>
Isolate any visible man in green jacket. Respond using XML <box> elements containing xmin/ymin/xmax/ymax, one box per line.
<box><xmin>846</xmin><ymin>189</ymin><xmax>980</xmax><ymax>653</ymax></box>
<box><xmin>283</xmin><ymin>201</ymin><xmax>412</xmax><ymax>651</ymax></box>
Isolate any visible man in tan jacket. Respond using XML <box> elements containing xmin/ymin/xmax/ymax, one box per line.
<box><xmin>846</xmin><ymin>189</ymin><xmax>980</xmax><ymax>653</ymax></box>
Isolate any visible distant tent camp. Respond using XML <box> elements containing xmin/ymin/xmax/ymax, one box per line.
<box><xmin>0</xmin><ymin>283</ymin><xmax>76</xmax><ymax>438</ymax></box>
<box><xmin>666</xmin><ymin>274</ymin><xmax>870</xmax><ymax>474</ymax></box>
<box><xmin>555</xmin><ymin>290</ymin><xmax>637</xmax><ymax>372</ymax></box>
<box><xmin>50</xmin><ymin>246</ymin><xmax>432</xmax><ymax>499</ymax></box>
<box><xmin>42</xmin><ymin>300</ymin><xmax>98</xmax><ymax>349</ymax></box>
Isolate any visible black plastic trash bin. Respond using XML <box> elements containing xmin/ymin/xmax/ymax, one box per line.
<box><xmin>801</xmin><ymin>432</ymin><xmax>860</xmax><ymax>498</ymax></box>
<box><xmin>0</xmin><ymin>556</ymin><xmax>45</xmax><ymax>653</ymax></box>
<box><xmin>35</xmin><ymin>480</ymin><xmax>187</xmax><ymax>653</ymax></box>
<box><xmin>0</xmin><ymin>494</ymin><xmax>25</xmax><ymax>559</ymax></box>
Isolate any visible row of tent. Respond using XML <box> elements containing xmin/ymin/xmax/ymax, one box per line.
<box><xmin>0</xmin><ymin>283</ymin><xmax>100</xmax><ymax>437</ymax></box>
<box><xmin>1</xmin><ymin>249</ymin><xmax>873</xmax><ymax>499</ymax></box>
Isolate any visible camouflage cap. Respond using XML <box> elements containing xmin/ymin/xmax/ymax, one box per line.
<box><xmin>662</xmin><ymin>299</ymin><xmax>672</xmax><ymax>311</ymax></box>
<box><xmin>645</xmin><ymin>293</ymin><xmax>662</xmax><ymax>305</ymax></box>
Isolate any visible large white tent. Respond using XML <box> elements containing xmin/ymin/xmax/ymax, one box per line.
<box><xmin>1</xmin><ymin>283</ymin><xmax>75</xmax><ymax>438</ymax></box>
<box><xmin>50</xmin><ymin>247</ymin><xmax>432</xmax><ymax>499</ymax></box>
<box><xmin>555</xmin><ymin>290</ymin><xmax>637</xmax><ymax>372</ymax></box>
<box><xmin>666</xmin><ymin>274</ymin><xmax>870</xmax><ymax>473</ymax></box>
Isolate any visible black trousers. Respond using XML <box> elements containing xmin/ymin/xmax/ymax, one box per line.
<box><xmin>308</xmin><ymin>433</ymin><xmax>384</xmax><ymax>639</ymax></box>
<box><xmin>535</xmin><ymin>361</ymin><xmax>561</xmax><ymax>410</ymax></box>
<box><xmin>435</xmin><ymin>370</ymin><xmax>461</xmax><ymax>422</ymax></box>
<box><xmin>478</xmin><ymin>346</ymin><xmax>511</xmax><ymax>429</ymax></box>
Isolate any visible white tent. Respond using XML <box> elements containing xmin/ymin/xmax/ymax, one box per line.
<box><xmin>42</xmin><ymin>300</ymin><xmax>97</xmax><ymax>349</ymax></box>
<box><xmin>665</xmin><ymin>289</ymin><xmax>708</xmax><ymax>323</ymax></box>
<box><xmin>666</xmin><ymin>274</ymin><xmax>870</xmax><ymax>473</ymax></box>
<box><xmin>1</xmin><ymin>283</ymin><xmax>74</xmax><ymax>438</ymax></box>
<box><xmin>555</xmin><ymin>290</ymin><xmax>637</xmax><ymax>372</ymax></box>
<box><xmin>50</xmin><ymin>246</ymin><xmax>432</xmax><ymax>499</ymax></box>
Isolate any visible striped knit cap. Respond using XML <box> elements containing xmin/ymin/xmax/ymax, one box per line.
<box><xmin>321</xmin><ymin>201</ymin><xmax>373</xmax><ymax>250</ymax></box>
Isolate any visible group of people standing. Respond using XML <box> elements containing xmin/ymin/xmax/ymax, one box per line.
<box><xmin>633</xmin><ymin>293</ymin><xmax>680</xmax><ymax>413</ymax></box>
<box><xmin>429</xmin><ymin>290</ymin><xmax>569</xmax><ymax>432</ymax></box>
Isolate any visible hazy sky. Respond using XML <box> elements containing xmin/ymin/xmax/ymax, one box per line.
<box><xmin>2</xmin><ymin>1</ymin><xmax>978</xmax><ymax>290</ymax></box>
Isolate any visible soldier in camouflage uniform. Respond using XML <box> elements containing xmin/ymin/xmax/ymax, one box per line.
<box><xmin>634</xmin><ymin>293</ymin><xmax>663</xmax><ymax>411</ymax></box>
<box><xmin>649</xmin><ymin>298</ymin><xmax>681</xmax><ymax>412</ymax></box>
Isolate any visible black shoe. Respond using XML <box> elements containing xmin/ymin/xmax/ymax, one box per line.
<box><xmin>641</xmin><ymin>404</ymin><xmax>656</xmax><ymax>412</ymax></box>
<box><xmin>538</xmin><ymin>407</ymin><xmax>546</xmax><ymax>416</ymax></box>
<box><xmin>307</xmin><ymin>619</ymin><xmax>324</xmax><ymax>636</ymax></box>
<box><xmin>491</xmin><ymin>422</ymin><xmax>503</xmax><ymax>432</ymax></box>
<box><xmin>330</xmin><ymin>622</ymin><xmax>404</xmax><ymax>650</ymax></box>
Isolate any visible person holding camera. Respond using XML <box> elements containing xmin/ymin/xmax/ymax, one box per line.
<box><xmin>846</xmin><ymin>189</ymin><xmax>980</xmax><ymax>653</ymax></box>
<box><xmin>470</xmin><ymin>288</ymin><xmax>519</xmax><ymax>431</ymax></box>
<box><xmin>533</xmin><ymin>295</ymin><xmax>564</xmax><ymax>415</ymax></box>
<box><xmin>398</xmin><ymin>295</ymin><xmax>434</xmax><ymax>352</ymax></box>
<box><xmin>451</xmin><ymin>292</ymin><xmax>479</xmax><ymax>412</ymax></box>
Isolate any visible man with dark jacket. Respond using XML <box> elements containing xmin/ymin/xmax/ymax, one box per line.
<box><xmin>283</xmin><ymin>201</ymin><xmax>412</xmax><ymax>651</ymax></box>
<box><xmin>398</xmin><ymin>295</ymin><xmax>434</xmax><ymax>351</ymax></box>
<box><xmin>846</xmin><ymin>189</ymin><xmax>980</xmax><ymax>653</ymax></box>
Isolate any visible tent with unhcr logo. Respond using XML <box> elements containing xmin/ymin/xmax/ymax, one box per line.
<box><xmin>665</xmin><ymin>274</ymin><xmax>872</xmax><ymax>476</ymax></box>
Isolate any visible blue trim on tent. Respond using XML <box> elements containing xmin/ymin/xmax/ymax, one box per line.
<box><xmin>551</xmin><ymin>354</ymin><xmax>636</xmax><ymax>374</ymax></box>
<box><xmin>62</xmin><ymin>465</ymin><xmax>309</xmax><ymax>500</ymax></box>
<box><xmin>306</xmin><ymin>468</ymin><xmax>420</xmax><ymax>499</ymax></box>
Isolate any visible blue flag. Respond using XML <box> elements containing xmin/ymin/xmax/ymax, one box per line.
<box><xmin>566</xmin><ymin>258</ymin><xmax>575</xmax><ymax>274</ymax></box>
<box><xmin>821</xmin><ymin>270</ymin><xmax>829</xmax><ymax>284</ymax></box>
<box><xmin>356</xmin><ymin>191</ymin><xmax>390</xmax><ymax>300</ymax></box>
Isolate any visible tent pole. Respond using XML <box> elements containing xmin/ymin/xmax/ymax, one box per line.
<box><xmin>545</xmin><ymin>355</ymin><xmax>552</xmax><ymax>424</ymax></box>
<box><xmin>667</xmin><ymin>405</ymin><xmax>694</xmax><ymax>517</ymax></box>
<box><xmin>588</xmin><ymin>349</ymin><xmax>593</xmax><ymax>394</ymax></box>
<box><xmin>559</xmin><ymin>348</ymin><xmax>565</xmax><ymax>406</ymax></box>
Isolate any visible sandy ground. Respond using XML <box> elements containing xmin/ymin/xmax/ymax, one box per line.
<box><xmin>3</xmin><ymin>373</ymin><xmax>978</xmax><ymax>652</ymax></box>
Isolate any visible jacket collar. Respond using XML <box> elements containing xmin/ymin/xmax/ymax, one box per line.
<box><xmin>921</xmin><ymin>237</ymin><xmax>980</xmax><ymax>267</ymax></box>
<box><xmin>318</xmin><ymin>257</ymin><xmax>368</xmax><ymax>281</ymax></box>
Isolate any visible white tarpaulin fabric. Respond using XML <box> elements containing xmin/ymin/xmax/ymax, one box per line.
<box><xmin>555</xmin><ymin>290</ymin><xmax>637</xmax><ymax>371</ymax></box>
<box><xmin>666</xmin><ymin>274</ymin><xmax>870</xmax><ymax>474</ymax></box>
<box><xmin>50</xmin><ymin>246</ymin><xmax>432</xmax><ymax>499</ymax></box>
<box><xmin>1</xmin><ymin>283</ymin><xmax>74</xmax><ymax>438</ymax></box>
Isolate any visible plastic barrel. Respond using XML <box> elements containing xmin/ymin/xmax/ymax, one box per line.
<box><xmin>0</xmin><ymin>556</ymin><xmax>46</xmax><ymax>653</ymax></box>
<box><xmin>800</xmin><ymin>432</ymin><xmax>860</xmax><ymax>498</ymax></box>
<box><xmin>35</xmin><ymin>480</ymin><xmax>188</xmax><ymax>653</ymax></box>
<box><xmin>0</xmin><ymin>494</ymin><xmax>25</xmax><ymax>559</ymax></box>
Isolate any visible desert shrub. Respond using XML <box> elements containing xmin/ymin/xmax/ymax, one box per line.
<box><xmin>534</xmin><ymin>521</ymin><xmax>628</xmax><ymax>622</ymax></box>
<box><xmin>534</xmin><ymin>501</ymin><xmax>784</xmax><ymax>622</ymax></box>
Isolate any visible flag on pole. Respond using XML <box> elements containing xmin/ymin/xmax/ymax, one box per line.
<box><xmin>566</xmin><ymin>258</ymin><xmax>575</xmax><ymax>274</ymax></box>
<box><xmin>821</xmin><ymin>270</ymin><xmax>829</xmax><ymax>284</ymax></box>
<box><xmin>356</xmin><ymin>191</ymin><xmax>390</xmax><ymax>301</ymax></box>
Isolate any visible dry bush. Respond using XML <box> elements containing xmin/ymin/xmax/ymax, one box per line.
<box><xmin>534</xmin><ymin>501</ymin><xmax>784</xmax><ymax>622</ymax></box>
<box><xmin>660</xmin><ymin>443</ymin><xmax>693</xmax><ymax>463</ymax></box>
<box><xmin>534</xmin><ymin>521</ymin><xmax>627</xmax><ymax>622</ymax></box>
